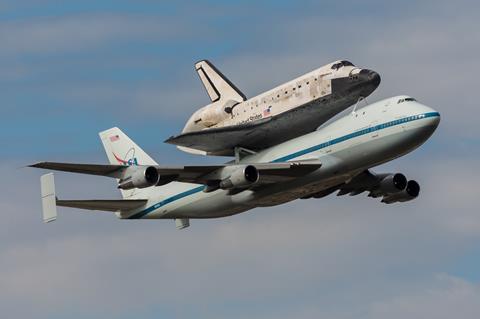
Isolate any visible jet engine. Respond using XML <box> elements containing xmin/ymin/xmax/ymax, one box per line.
<box><xmin>381</xmin><ymin>180</ymin><xmax>420</xmax><ymax>204</ymax></box>
<box><xmin>369</xmin><ymin>173</ymin><xmax>407</xmax><ymax>197</ymax></box>
<box><xmin>219</xmin><ymin>165</ymin><xmax>259</xmax><ymax>190</ymax></box>
<box><xmin>118</xmin><ymin>166</ymin><xmax>160</xmax><ymax>190</ymax></box>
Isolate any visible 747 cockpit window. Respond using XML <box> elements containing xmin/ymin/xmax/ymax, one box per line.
<box><xmin>397</xmin><ymin>97</ymin><xmax>417</xmax><ymax>104</ymax></box>
<box><xmin>331</xmin><ymin>60</ymin><xmax>355</xmax><ymax>70</ymax></box>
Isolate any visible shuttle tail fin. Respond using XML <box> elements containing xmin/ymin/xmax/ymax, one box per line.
<box><xmin>195</xmin><ymin>60</ymin><xmax>246</xmax><ymax>103</ymax></box>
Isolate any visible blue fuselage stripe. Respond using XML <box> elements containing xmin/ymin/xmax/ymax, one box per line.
<box><xmin>272</xmin><ymin>111</ymin><xmax>439</xmax><ymax>162</ymax></box>
<box><xmin>128</xmin><ymin>111</ymin><xmax>440</xmax><ymax>219</ymax></box>
<box><xmin>128</xmin><ymin>186</ymin><xmax>205</xmax><ymax>219</ymax></box>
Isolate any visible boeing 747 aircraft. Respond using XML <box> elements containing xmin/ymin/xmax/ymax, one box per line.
<box><xmin>31</xmin><ymin>96</ymin><xmax>439</xmax><ymax>229</ymax></box>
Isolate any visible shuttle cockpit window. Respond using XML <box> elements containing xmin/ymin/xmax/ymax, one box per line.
<box><xmin>341</xmin><ymin>60</ymin><xmax>354</xmax><ymax>67</ymax></box>
<box><xmin>331</xmin><ymin>60</ymin><xmax>355</xmax><ymax>70</ymax></box>
<box><xmin>397</xmin><ymin>97</ymin><xmax>417</xmax><ymax>104</ymax></box>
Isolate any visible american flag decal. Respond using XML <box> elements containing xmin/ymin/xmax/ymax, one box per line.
<box><xmin>263</xmin><ymin>106</ymin><xmax>272</xmax><ymax>117</ymax></box>
<box><xmin>109</xmin><ymin>135</ymin><xmax>120</xmax><ymax>142</ymax></box>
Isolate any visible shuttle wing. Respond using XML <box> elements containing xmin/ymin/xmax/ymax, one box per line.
<box><xmin>166</xmin><ymin>101</ymin><xmax>331</xmax><ymax>156</ymax></box>
<box><xmin>165</xmin><ymin>117</ymin><xmax>273</xmax><ymax>156</ymax></box>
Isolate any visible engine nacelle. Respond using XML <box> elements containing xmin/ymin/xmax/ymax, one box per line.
<box><xmin>381</xmin><ymin>180</ymin><xmax>420</xmax><ymax>204</ymax></box>
<box><xmin>118</xmin><ymin>166</ymin><xmax>159</xmax><ymax>190</ymax></box>
<box><xmin>374</xmin><ymin>173</ymin><xmax>407</xmax><ymax>196</ymax></box>
<box><xmin>219</xmin><ymin>165</ymin><xmax>259</xmax><ymax>190</ymax></box>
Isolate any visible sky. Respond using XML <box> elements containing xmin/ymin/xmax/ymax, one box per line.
<box><xmin>1</xmin><ymin>0</ymin><xmax>479</xmax><ymax>318</ymax></box>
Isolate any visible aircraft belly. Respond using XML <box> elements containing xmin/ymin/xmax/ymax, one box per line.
<box><xmin>252</xmin><ymin>175</ymin><xmax>350</xmax><ymax>207</ymax></box>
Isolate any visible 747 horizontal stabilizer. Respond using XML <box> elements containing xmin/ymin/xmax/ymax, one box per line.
<box><xmin>39</xmin><ymin>173</ymin><xmax>147</xmax><ymax>222</ymax></box>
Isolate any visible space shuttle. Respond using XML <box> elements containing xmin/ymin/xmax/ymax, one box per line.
<box><xmin>166</xmin><ymin>59</ymin><xmax>381</xmax><ymax>156</ymax></box>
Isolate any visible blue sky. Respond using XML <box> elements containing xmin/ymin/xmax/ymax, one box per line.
<box><xmin>1</xmin><ymin>1</ymin><xmax>479</xmax><ymax>318</ymax></box>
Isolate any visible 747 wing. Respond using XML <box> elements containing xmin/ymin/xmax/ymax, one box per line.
<box><xmin>29</xmin><ymin>160</ymin><xmax>321</xmax><ymax>193</ymax></box>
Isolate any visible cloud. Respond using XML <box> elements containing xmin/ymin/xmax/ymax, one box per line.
<box><xmin>218</xmin><ymin>0</ymin><xmax>479</xmax><ymax>140</ymax></box>
<box><xmin>1</xmin><ymin>152</ymin><xmax>479</xmax><ymax>318</ymax></box>
<box><xmin>370</xmin><ymin>274</ymin><xmax>480</xmax><ymax>319</ymax></box>
<box><xmin>0</xmin><ymin>14</ymin><xmax>189</xmax><ymax>56</ymax></box>
<box><xmin>1</xmin><ymin>1</ymin><xmax>479</xmax><ymax>318</ymax></box>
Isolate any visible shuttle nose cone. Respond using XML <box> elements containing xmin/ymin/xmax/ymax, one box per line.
<box><xmin>359</xmin><ymin>69</ymin><xmax>381</xmax><ymax>87</ymax></box>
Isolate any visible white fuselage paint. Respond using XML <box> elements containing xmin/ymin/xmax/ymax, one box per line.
<box><xmin>122</xmin><ymin>96</ymin><xmax>440</xmax><ymax>220</ymax></box>
<box><xmin>183</xmin><ymin>61</ymin><xmax>359</xmax><ymax>132</ymax></box>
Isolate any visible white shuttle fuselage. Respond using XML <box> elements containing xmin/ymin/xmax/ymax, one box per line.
<box><xmin>167</xmin><ymin>60</ymin><xmax>381</xmax><ymax>156</ymax></box>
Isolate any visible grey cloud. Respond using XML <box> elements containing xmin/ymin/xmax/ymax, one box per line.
<box><xmin>370</xmin><ymin>274</ymin><xmax>480</xmax><ymax>319</ymax></box>
<box><xmin>2</xmin><ymin>1</ymin><xmax>479</xmax><ymax>318</ymax></box>
<box><xmin>218</xmin><ymin>3</ymin><xmax>479</xmax><ymax>140</ymax></box>
<box><xmin>1</xmin><ymin>154</ymin><xmax>479</xmax><ymax>318</ymax></box>
<box><xmin>0</xmin><ymin>15</ymin><xmax>191</xmax><ymax>56</ymax></box>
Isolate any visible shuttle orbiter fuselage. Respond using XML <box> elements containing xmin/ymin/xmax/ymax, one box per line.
<box><xmin>166</xmin><ymin>60</ymin><xmax>380</xmax><ymax>156</ymax></box>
